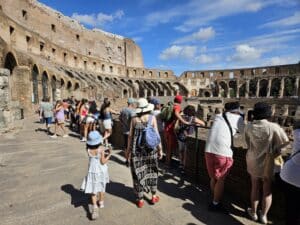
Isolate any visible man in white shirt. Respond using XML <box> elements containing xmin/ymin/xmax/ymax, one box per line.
<box><xmin>205</xmin><ymin>101</ymin><xmax>244</xmax><ymax>212</ymax></box>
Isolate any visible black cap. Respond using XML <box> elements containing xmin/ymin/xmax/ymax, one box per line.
<box><xmin>253</xmin><ymin>102</ymin><xmax>272</xmax><ymax>120</ymax></box>
<box><xmin>224</xmin><ymin>101</ymin><xmax>240</xmax><ymax>112</ymax></box>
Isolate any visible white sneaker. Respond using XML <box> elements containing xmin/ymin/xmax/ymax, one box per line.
<box><xmin>247</xmin><ymin>208</ymin><xmax>258</xmax><ymax>221</ymax></box>
<box><xmin>259</xmin><ymin>211</ymin><xmax>268</xmax><ymax>224</ymax></box>
<box><xmin>62</xmin><ymin>134</ymin><xmax>68</xmax><ymax>138</ymax></box>
<box><xmin>50</xmin><ymin>134</ymin><xmax>57</xmax><ymax>138</ymax></box>
<box><xmin>80</xmin><ymin>137</ymin><xmax>86</xmax><ymax>142</ymax></box>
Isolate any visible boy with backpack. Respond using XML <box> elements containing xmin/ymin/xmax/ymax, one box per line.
<box><xmin>161</xmin><ymin>95</ymin><xmax>191</xmax><ymax>167</ymax></box>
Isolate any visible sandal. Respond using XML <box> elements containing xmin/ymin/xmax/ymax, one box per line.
<box><xmin>151</xmin><ymin>195</ymin><xmax>160</xmax><ymax>204</ymax></box>
<box><xmin>136</xmin><ymin>199</ymin><xmax>144</xmax><ymax>208</ymax></box>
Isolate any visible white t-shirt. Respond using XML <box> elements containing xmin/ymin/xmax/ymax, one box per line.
<box><xmin>205</xmin><ymin>112</ymin><xmax>244</xmax><ymax>157</ymax></box>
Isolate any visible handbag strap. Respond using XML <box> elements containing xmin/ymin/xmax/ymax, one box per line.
<box><xmin>222</xmin><ymin>112</ymin><xmax>233</xmax><ymax>149</ymax></box>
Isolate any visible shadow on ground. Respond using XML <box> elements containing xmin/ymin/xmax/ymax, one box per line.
<box><xmin>61</xmin><ymin>184</ymin><xmax>91</xmax><ymax>220</ymax></box>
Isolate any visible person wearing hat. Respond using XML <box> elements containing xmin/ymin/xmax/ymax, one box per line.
<box><xmin>81</xmin><ymin>131</ymin><xmax>111</xmax><ymax>220</ymax></box>
<box><xmin>164</xmin><ymin>95</ymin><xmax>190</xmax><ymax>167</ymax></box>
<box><xmin>119</xmin><ymin>98</ymin><xmax>136</xmax><ymax>165</ymax></box>
<box><xmin>244</xmin><ymin>102</ymin><xmax>289</xmax><ymax>224</ymax></box>
<box><xmin>125</xmin><ymin>98</ymin><xmax>162</xmax><ymax>208</ymax></box>
<box><xmin>205</xmin><ymin>101</ymin><xmax>244</xmax><ymax>212</ymax></box>
<box><xmin>280</xmin><ymin>119</ymin><xmax>300</xmax><ymax>225</ymax></box>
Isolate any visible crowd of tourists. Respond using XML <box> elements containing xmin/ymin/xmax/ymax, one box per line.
<box><xmin>38</xmin><ymin>95</ymin><xmax>300</xmax><ymax>224</ymax></box>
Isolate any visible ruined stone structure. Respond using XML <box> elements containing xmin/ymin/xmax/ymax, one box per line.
<box><xmin>0</xmin><ymin>0</ymin><xmax>187</xmax><ymax>122</ymax></box>
<box><xmin>0</xmin><ymin>0</ymin><xmax>299</xmax><ymax>132</ymax></box>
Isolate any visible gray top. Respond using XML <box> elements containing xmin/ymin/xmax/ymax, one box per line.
<box><xmin>40</xmin><ymin>102</ymin><xmax>54</xmax><ymax>118</ymax></box>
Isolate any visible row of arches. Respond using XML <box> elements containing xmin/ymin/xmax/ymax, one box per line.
<box><xmin>3</xmin><ymin>52</ymin><xmax>188</xmax><ymax>106</ymax></box>
<box><xmin>196</xmin><ymin>77</ymin><xmax>300</xmax><ymax>98</ymax></box>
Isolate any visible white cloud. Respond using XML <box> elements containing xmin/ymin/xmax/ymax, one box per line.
<box><xmin>71</xmin><ymin>10</ymin><xmax>124</xmax><ymax>27</ymax></box>
<box><xmin>231</xmin><ymin>44</ymin><xmax>261</xmax><ymax>62</ymax></box>
<box><xmin>132</xmin><ymin>36</ymin><xmax>143</xmax><ymax>42</ymax></box>
<box><xmin>143</xmin><ymin>0</ymin><xmax>285</xmax><ymax>32</ymax></box>
<box><xmin>265</xmin><ymin>56</ymin><xmax>299</xmax><ymax>65</ymax></box>
<box><xmin>194</xmin><ymin>54</ymin><xmax>217</xmax><ymax>64</ymax></box>
<box><xmin>159</xmin><ymin>45</ymin><xmax>197</xmax><ymax>60</ymax></box>
<box><xmin>261</xmin><ymin>12</ymin><xmax>300</xmax><ymax>28</ymax></box>
<box><xmin>174</xmin><ymin>27</ymin><xmax>215</xmax><ymax>44</ymax></box>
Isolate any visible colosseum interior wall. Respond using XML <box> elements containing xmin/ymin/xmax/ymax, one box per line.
<box><xmin>0</xmin><ymin>0</ymin><xmax>299</xmax><ymax>133</ymax></box>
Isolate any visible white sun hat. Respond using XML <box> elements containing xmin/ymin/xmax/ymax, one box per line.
<box><xmin>135</xmin><ymin>98</ymin><xmax>154</xmax><ymax>114</ymax></box>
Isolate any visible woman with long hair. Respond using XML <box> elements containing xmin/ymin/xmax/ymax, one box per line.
<box><xmin>100</xmin><ymin>100</ymin><xmax>118</xmax><ymax>146</ymax></box>
<box><xmin>125</xmin><ymin>98</ymin><xmax>163</xmax><ymax>208</ymax></box>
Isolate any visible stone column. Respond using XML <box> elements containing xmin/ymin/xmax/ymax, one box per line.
<box><xmin>163</xmin><ymin>89</ymin><xmax>167</xmax><ymax>96</ymax></box>
<box><xmin>256</xmin><ymin>79</ymin><xmax>260</xmax><ymax>97</ymax></box>
<box><xmin>245</xmin><ymin>80</ymin><xmax>250</xmax><ymax>98</ymax></box>
<box><xmin>294</xmin><ymin>77</ymin><xmax>299</xmax><ymax>97</ymax></box>
<box><xmin>279</xmin><ymin>78</ymin><xmax>285</xmax><ymax>98</ymax></box>
<box><xmin>267</xmin><ymin>79</ymin><xmax>272</xmax><ymax>98</ymax></box>
<box><xmin>236</xmin><ymin>80</ymin><xmax>239</xmax><ymax>98</ymax></box>
<box><xmin>226</xmin><ymin>82</ymin><xmax>230</xmax><ymax>98</ymax></box>
<box><xmin>217</xmin><ymin>82</ymin><xmax>221</xmax><ymax>97</ymax></box>
<box><xmin>11</xmin><ymin>66</ymin><xmax>32</xmax><ymax>115</ymax></box>
<box><xmin>144</xmin><ymin>89</ymin><xmax>147</xmax><ymax>98</ymax></box>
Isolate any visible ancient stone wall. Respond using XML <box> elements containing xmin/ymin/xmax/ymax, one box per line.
<box><xmin>0</xmin><ymin>0</ymin><xmax>143</xmax><ymax>67</ymax></box>
<box><xmin>0</xmin><ymin>68</ymin><xmax>23</xmax><ymax>131</ymax></box>
<box><xmin>180</xmin><ymin>64</ymin><xmax>300</xmax><ymax>99</ymax></box>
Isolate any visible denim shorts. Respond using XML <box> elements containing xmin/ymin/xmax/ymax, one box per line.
<box><xmin>44</xmin><ymin>117</ymin><xmax>52</xmax><ymax>125</ymax></box>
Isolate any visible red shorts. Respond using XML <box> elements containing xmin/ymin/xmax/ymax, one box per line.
<box><xmin>205</xmin><ymin>152</ymin><xmax>233</xmax><ymax>179</ymax></box>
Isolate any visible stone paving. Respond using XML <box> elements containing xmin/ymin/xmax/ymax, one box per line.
<box><xmin>0</xmin><ymin>116</ymin><xmax>272</xmax><ymax>225</ymax></box>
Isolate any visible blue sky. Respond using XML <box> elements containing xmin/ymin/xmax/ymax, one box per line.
<box><xmin>38</xmin><ymin>0</ymin><xmax>300</xmax><ymax>76</ymax></box>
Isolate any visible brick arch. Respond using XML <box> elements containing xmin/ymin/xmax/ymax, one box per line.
<box><xmin>249</xmin><ymin>79</ymin><xmax>257</xmax><ymax>97</ymax></box>
<box><xmin>270</xmin><ymin>78</ymin><xmax>280</xmax><ymax>97</ymax></box>
<box><xmin>67</xmin><ymin>80</ymin><xmax>73</xmax><ymax>90</ymax></box>
<box><xmin>42</xmin><ymin>71</ymin><xmax>49</xmax><ymax>100</ymax></box>
<box><xmin>4</xmin><ymin>52</ymin><xmax>18</xmax><ymax>74</ymax></box>
<box><xmin>228</xmin><ymin>80</ymin><xmax>237</xmax><ymax>97</ymax></box>
<box><xmin>284</xmin><ymin>77</ymin><xmax>296</xmax><ymax>97</ymax></box>
<box><xmin>218</xmin><ymin>81</ymin><xmax>228</xmax><ymax>97</ymax></box>
<box><xmin>32</xmin><ymin>64</ymin><xmax>39</xmax><ymax>104</ymax></box>
<box><xmin>259</xmin><ymin>79</ymin><xmax>268</xmax><ymax>97</ymax></box>
<box><xmin>51</xmin><ymin>75</ymin><xmax>57</xmax><ymax>101</ymax></box>
<box><xmin>74</xmin><ymin>82</ymin><xmax>80</xmax><ymax>91</ymax></box>
<box><xmin>239</xmin><ymin>83</ymin><xmax>246</xmax><ymax>97</ymax></box>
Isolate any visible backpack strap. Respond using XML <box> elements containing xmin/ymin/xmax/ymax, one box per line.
<box><xmin>222</xmin><ymin>112</ymin><xmax>233</xmax><ymax>149</ymax></box>
<box><xmin>147</xmin><ymin>115</ymin><xmax>153</xmax><ymax>127</ymax></box>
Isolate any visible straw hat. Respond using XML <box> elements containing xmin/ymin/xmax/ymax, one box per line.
<box><xmin>135</xmin><ymin>98</ymin><xmax>154</xmax><ymax>114</ymax></box>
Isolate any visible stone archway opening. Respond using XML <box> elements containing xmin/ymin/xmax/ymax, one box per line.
<box><xmin>4</xmin><ymin>52</ymin><xmax>17</xmax><ymax>74</ymax></box>
<box><xmin>74</xmin><ymin>82</ymin><xmax>80</xmax><ymax>91</ymax></box>
<box><xmin>259</xmin><ymin>79</ymin><xmax>268</xmax><ymax>97</ymax></box>
<box><xmin>67</xmin><ymin>81</ymin><xmax>72</xmax><ymax>91</ymax></box>
<box><xmin>228</xmin><ymin>80</ymin><xmax>237</xmax><ymax>97</ymax></box>
<box><xmin>123</xmin><ymin>89</ymin><xmax>128</xmax><ymax>98</ymax></box>
<box><xmin>32</xmin><ymin>65</ymin><xmax>39</xmax><ymax>104</ymax></box>
<box><xmin>249</xmin><ymin>79</ymin><xmax>257</xmax><ymax>97</ymax></box>
<box><xmin>204</xmin><ymin>91</ymin><xmax>211</xmax><ymax>97</ymax></box>
<box><xmin>219</xmin><ymin>81</ymin><xmax>228</xmax><ymax>98</ymax></box>
<box><xmin>239</xmin><ymin>83</ymin><xmax>246</xmax><ymax>97</ymax></box>
<box><xmin>51</xmin><ymin>76</ymin><xmax>57</xmax><ymax>102</ymax></box>
<box><xmin>42</xmin><ymin>71</ymin><xmax>49</xmax><ymax>100</ymax></box>
<box><xmin>270</xmin><ymin>78</ymin><xmax>280</xmax><ymax>97</ymax></box>
<box><xmin>284</xmin><ymin>77</ymin><xmax>296</xmax><ymax>97</ymax></box>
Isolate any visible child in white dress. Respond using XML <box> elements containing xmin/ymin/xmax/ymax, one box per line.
<box><xmin>81</xmin><ymin>131</ymin><xmax>111</xmax><ymax>220</ymax></box>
